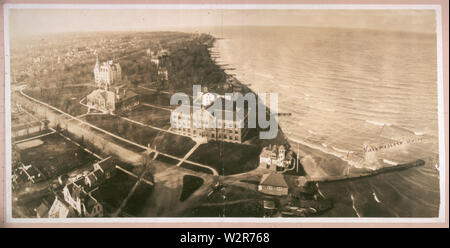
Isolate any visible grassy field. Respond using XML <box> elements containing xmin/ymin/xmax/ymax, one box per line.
<box><xmin>179</xmin><ymin>163</ymin><xmax>213</xmax><ymax>175</ymax></box>
<box><xmin>139</xmin><ymin>91</ymin><xmax>172</xmax><ymax>106</ymax></box>
<box><xmin>188</xmin><ymin>141</ymin><xmax>262</xmax><ymax>175</ymax></box>
<box><xmin>185</xmin><ymin>200</ymin><xmax>263</xmax><ymax>217</ymax></box>
<box><xmin>94</xmin><ymin>170</ymin><xmax>138</xmax><ymax>210</ymax></box>
<box><xmin>150</xmin><ymin>132</ymin><xmax>196</xmax><ymax>158</ymax></box>
<box><xmin>84</xmin><ymin>114</ymin><xmax>161</xmax><ymax>148</ymax></box>
<box><xmin>18</xmin><ymin>133</ymin><xmax>98</xmax><ymax>179</ymax></box>
<box><xmin>155</xmin><ymin>154</ymin><xmax>179</xmax><ymax>165</ymax></box>
<box><xmin>122</xmin><ymin>182</ymin><xmax>154</xmax><ymax>216</ymax></box>
<box><xmin>180</xmin><ymin>175</ymin><xmax>204</xmax><ymax>202</ymax></box>
<box><xmin>122</xmin><ymin>105</ymin><xmax>171</xmax><ymax>129</ymax></box>
<box><xmin>24</xmin><ymin>85</ymin><xmax>94</xmax><ymax>116</ymax></box>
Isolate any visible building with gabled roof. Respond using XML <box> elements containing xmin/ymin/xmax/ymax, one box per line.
<box><xmin>93</xmin><ymin>56</ymin><xmax>121</xmax><ymax>88</ymax></box>
<box><xmin>171</xmin><ymin>96</ymin><xmax>249</xmax><ymax>144</ymax></box>
<box><xmin>88</xmin><ymin>56</ymin><xmax>139</xmax><ymax>114</ymax></box>
<box><xmin>258</xmin><ymin>173</ymin><xmax>289</xmax><ymax>196</ymax></box>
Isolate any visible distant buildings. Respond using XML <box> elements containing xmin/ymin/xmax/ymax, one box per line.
<box><xmin>11</xmin><ymin>120</ymin><xmax>46</xmax><ymax>139</ymax></box>
<box><xmin>259</xmin><ymin>144</ymin><xmax>296</xmax><ymax>171</ymax></box>
<box><xmin>11</xmin><ymin>109</ymin><xmax>48</xmax><ymax>139</ymax></box>
<box><xmin>87</xmin><ymin>56</ymin><xmax>139</xmax><ymax>114</ymax></box>
<box><xmin>148</xmin><ymin>48</ymin><xmax>170</xmax><ymax>81</ymax></box>
<box><xmin>258</xmin><ymin>173</ymin><xmax>289</xmax><ymax>196</ymax></box>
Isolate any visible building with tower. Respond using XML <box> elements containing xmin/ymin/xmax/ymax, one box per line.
<box><xmin>93</xmin><ymin>56</ymin><xmax>122</xmax><ymax>89</ymax></box>
<box><xmin>87</xmin><ymin>55</ymin><xmax>139</xmax><ymax>114</ymax></box>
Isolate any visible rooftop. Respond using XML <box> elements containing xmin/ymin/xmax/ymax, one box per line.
<box><xmin>260</xmin><ymin>173</ymin><xmax>288</xmax><ymax>188</ymax></box>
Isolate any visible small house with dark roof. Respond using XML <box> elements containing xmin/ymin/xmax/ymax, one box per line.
<box><xmin>93</xmin><ymin>157</ymin><xmax>116</xmax><ymax>179</ymax></box>
<box><xmin>258</xmin><ymin>173</ymin><xmax>289</xmax><ymax>196</ymax></box>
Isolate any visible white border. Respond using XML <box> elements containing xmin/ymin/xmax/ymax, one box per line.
<box><xmin>3</xmin><ymin>4</ymin><xmax>446</xmax><ymax>224</ymax></box>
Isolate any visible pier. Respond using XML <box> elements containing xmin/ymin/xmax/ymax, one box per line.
<box><xmin>307</xmin><ymin>159</ymin><xmax>425</xmax><ymax>183</ymax></box>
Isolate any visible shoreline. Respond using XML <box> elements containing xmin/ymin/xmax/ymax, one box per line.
<box><xmin>209</xmin><ymin>36</ymin><xmax>429</xmax><ymax>181</ymax></box>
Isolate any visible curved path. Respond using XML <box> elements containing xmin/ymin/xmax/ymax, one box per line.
<box><xmin>19</xmin><ymin>87</ymin><xmax>218</xmax><ymax>176</ymax></box>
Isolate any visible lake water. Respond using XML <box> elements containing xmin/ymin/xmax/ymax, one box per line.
<box><xmin>209</xmin><ymin>26</ymin><xmax>440</xmax><ymax>217</ymax></box>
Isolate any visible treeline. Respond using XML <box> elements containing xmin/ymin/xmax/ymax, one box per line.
<box><xmin>119</xmin><ymin>33</ymin><xmax>227</xmax><ymax>93</ymax></box>
<box><xmin>164</xmin><ymin>34</ymin><xmax>227</xmax><ymax>93</ymax></box>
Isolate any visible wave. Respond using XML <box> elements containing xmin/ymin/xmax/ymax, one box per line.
<box><xmin>383</xmin><ymin>159</ymin><xmax>398</xmax><ymax>166</ymax></box>
<box><xmin>288</xmin><ymin>137</ymin><xmax>363</xmax><ymax>168</ymax></box>
<box><xmin>372</xmin><ymin>192</ymin><xmax>381</xmax><ymax>203</ymax></box>
<box><xmin>366</xmin><ymin>120</ymin><xmax>392</xmax><ymax>127</ymax></box>
<box><xmin>350</xmin><ymin>194</ymin><xmax>361</xmax><ymax>217</ymax></box>
<box><xmin>332</xmin><ymin>146</ymin><xmax>354</xmax><ymax>154</ymax></box>
<box><xmin>255</xmin><ymin>72</ymin><xmax>274</xmax><ymax>79</ymax></box>
<box><xmin>307</xmin><ymin>130</ymin><xmax>318</xmax><ymax>135</ymax></box>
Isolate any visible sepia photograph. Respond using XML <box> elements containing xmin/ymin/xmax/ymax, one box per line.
<box><xmin>1</xmin><ymin>2</ymin><xmax>447</xmax><ymax>225</ymax></box>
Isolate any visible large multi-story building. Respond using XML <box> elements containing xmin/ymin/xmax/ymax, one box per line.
<box><xmin>93</xmin><ymin>56</ymin><xmax>122</xmax><ymax>88</ymax></box>
<box><xmin>171</xmin><ymin>94</ymin><xmax>249</xmax><ymax>144</ymax></box>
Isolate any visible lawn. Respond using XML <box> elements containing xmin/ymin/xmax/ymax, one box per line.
<box><xmin>24</xmin><ymin>85</ymin><xmax>94</xmax><ymax>116</ymax></box>
<box><xmin>179</xmin><ymin>163</ymin><xmax>213</xmax><ymax>175</ymax></box>
<box><xmin>18</xmin><ymin>133</ymin><xmax>98</xmax><ymax>179</ymax></box>
<box><xmin>94</xmin><ymin>170</ymin><xmax>138</xmax><ymax>210</ymax></box>
<box><xmin>139</xmin><ymin>91</ymin><xmax>172</xmax><ymax>107</ymax></box>
<box><xmin>188</xmin><ymin>141</ymin><xmax>262</xmax><ymax>175</ymax></box>
<box><xmin>150</xmin><ymin>132</ymin><xmax>196</xmax><ymax>158</ymax></box>
<box><xmin>122</xmin><ymin>105</ymin><xmax>171</xmax><ymax>129</ymax></box>
<box><xmin>180</xmin><ymin>175</ymin><xmax>204</xmax><ymax>202</ymax></box>
<box><xmin>122</xmin><ymin>182</ymin><xmax>154</xmax><ymax>216</ymax></box>
<box><xmin>185</xmin><ymin>200</ymin><xmax>263</xmax><ymax>217</ymax></box>
<box><xmin>84</xmin><ymin>114</ymin><xmax>161</xmax><ymax>148</ymax></box>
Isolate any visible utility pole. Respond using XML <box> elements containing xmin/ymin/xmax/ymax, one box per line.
<box><xmin>296</xmin><ymin>142</ymin><xmax>299</xmax><ymax>174</ymax></box>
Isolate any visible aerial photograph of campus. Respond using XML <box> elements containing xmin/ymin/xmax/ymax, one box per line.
<box><xmin>7</xmin><ymin>8</ymin><xmax>442</xmax><ymax>218</ymax></box>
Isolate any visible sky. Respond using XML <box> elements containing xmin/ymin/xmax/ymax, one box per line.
<box><xmin>8</xmin><ymin>8</ymin><xmax>437</xmax><ymax>38</ymax></box>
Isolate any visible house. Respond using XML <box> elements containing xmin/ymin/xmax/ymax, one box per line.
<box><xmin>46</xmin><ymin>160</ymin><xmax>114</xmax><ymax>218</ymax></box>
<box><xmin>48</xmin><ymin>195</ymin><xmax>77</xmax><ymax>218</ymax></box>
<box><xmin>158</xmin><ymin>68</ymin><xmax>169</xmax><ymax>81</ymax></box>
<box><xmin>11</xmin><ymin>120</ymin><xmax>47</xmax><ymax>139</ymax></box>
<box><xmin>62</xmin><ymin>180</ymin><xmax>103</xmax><ymax>217</ymax></box>
<box><xmin>258</xmin><ymin>173</ymin><xmax>289</xmax><ymax>196</ymax></box>
<box><xmin>259</xmin><ymin>144</ymin><xmax>296</xmax><ymax>171</ymax></box>
<box><xmin>85</xmin><ymin>157</ymin><xmax>117</xmax><ymax>188</ymax></box>
<box><xmin>93</xmin><ymin>157</ymin><xmax>116</xmax><ymax>179</ymax></box>
<box><xmin>86</xmin><ymin>84</ymin><xmax>139</xmax><ymax>114</ymax></box>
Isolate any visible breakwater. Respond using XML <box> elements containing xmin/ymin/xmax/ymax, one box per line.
<box><xmin>307</xmin><ymin>159</ymin><xmax>425</xmax><ymax>183</ymax></box>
